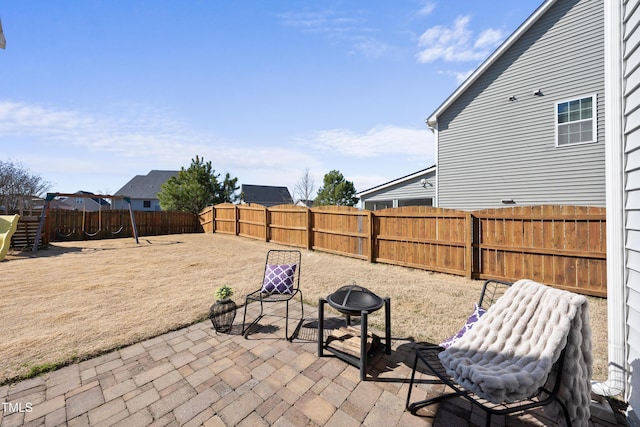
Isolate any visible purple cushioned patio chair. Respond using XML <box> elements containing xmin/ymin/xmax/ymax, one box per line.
<box><xmin>242</xmin><ymin>250</ymin><xmax>304</xmax><ymax>341</ymax></box>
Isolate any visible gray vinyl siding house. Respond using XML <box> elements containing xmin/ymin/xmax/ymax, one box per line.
<box><xmin>357</xmin><ymin>167</ymin><xmax>436</xmax><ymax>210</ymax></box>
<box><xmin>430</xmin><ymin>0</ymin><xmax>605</xmax><ymax>210</ymax></box>
<box><xmin>113</xmin><ymin>170</ymin><xmax>179</xmax><ymax>211</ymax></box>
<box><xmin>608</xmin><ymin>0</ymin><xmax>640</xmax><ymax>423</ymax></box>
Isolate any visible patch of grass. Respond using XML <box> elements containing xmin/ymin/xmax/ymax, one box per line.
<box><xmin>26</xmin><ymin>362</ymin><xmax>67</xmax><ymax>377</ymax></box>
<box><xmin>13</xmin><ymin>356</ymin><xmax>79</xmax><ymax>384</ymax></box>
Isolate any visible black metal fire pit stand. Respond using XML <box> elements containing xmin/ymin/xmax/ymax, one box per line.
<box><xmin>317</xmin><ymin>297</ymin><xmax>391</xmax><ymax>381</ymax></box>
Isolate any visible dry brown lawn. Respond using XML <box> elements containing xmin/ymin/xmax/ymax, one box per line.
<box><xmin>1</xmin><ymin>232</ymin><xmax>608</xmax><ymax>384</ymax></box>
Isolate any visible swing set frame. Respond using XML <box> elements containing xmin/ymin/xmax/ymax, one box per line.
<box><xmin>32</xmin><ymin>193</ymin><xmax>139</xmax><ymax>252</ymax></box>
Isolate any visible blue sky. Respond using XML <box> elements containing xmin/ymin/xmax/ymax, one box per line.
<box><xmin>0</xmin><ymin>1</ymin><xmax>541</xmax><ymax>200</ymax></box>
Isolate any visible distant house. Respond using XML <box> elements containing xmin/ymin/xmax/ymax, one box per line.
<box><xmin>295</xmin><ymin>199</ymin><xmax>314</xmax><ymax>208</ymax></box>
<box><xmin>49</xmin><ymin>197</ymin><xmax>77</xmax><ymax>211</ymax></box>
<box><xmin>57</xmin><ymin>191</ymin><xmax>110</xmax><ymax>212</ymax></box>
<box><xmin>357</xmin><ymin>166</ymin><xmax>436</xmax><ymax>210</ymax></box>
<box><xmin>429</xmin><ymin>0</ymin><xmax>604</xmax><ymax>210</ymax></box>
<box><xmin>113</xmin><ymin>170</ymin><xmax>178</xmax><ymax>211</ymax></box>
<box><xmin>241</xmin><ymin>185</ymin><xmax>293</xmax><ymax>207</ymax></box>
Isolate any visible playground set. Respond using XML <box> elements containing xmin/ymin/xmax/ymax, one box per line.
<box><xmin>31</xmin><ymin>193</ymin><xmax>139</xmax><ymax>252</ymax></box>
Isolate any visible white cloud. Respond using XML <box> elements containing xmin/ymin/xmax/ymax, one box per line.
<box><xmin>297</xmin><ymin>125</ymin><xmax>434</xmax><ymax>159</ymax></box>
<box><xmin>0</xmin><ymin>101</ymin><xmax>190</xmax><ymax>155</ymax></box>
<box><xmin>0</xmin><ymin>100</ymin><xmax>325</xmax><ymax>192</ymax></box>
<box><xmin>277</xmin><ymin>10</ymin><xmax>360</xmax><ymax>35</ymax></box>
<box><xmin>416</xmin><ymin>1</ymin><xmax>436</xmax><ymax>16</ymax></box>
<box><xmin>349</xmin><ymin>36</ymin><xmax>389</xmax><ymax>59</ymax></box>
<box><xmin>0</xmin><ymin>100</ymin><xmax>434</xmax><ymax>198</ymax></box>
<box><xmin>416</xmin><ymin>15</ymin><xmax>505</xmax><ymax>63</ymax></box>
<box><xmin>475</xmin><ymin>28</ymin><xmax>504</xmax><ymax>49</ymax></box>
<box><xmin>277</xmin><ymin>9</ymin><xmax>389</xmax><ymax>60</ymax></box>
<box><xmin>439</xmin><ymin>68</ymin><xmax>475</xmax><ymax>84</ymax></box>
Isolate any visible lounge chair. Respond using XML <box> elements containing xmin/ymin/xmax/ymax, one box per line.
<box><xmin>406</xmin><ymin>279</ymin><xmax>592</xmax><ymax>427</ymax></box>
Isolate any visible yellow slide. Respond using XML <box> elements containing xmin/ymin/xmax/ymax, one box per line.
<box><xmin>0</xmin><ymin>214</ymin><xmax>20</xmax><ymax>261</ymax></box>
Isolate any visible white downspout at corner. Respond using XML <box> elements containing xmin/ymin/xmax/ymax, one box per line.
<box><xmin>592</xmin><ymin>0</ymin><xmax>627</xmax><ymax>398</ymax></box>
<box><xmin>426</xmin><ymin>119</ymin><xmax>438</xmax><ymax>207</ymax></box>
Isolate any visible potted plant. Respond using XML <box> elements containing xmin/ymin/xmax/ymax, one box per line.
<box><xmin>209</xmin><ymin>285</ymin><xmax>236</xmax><ymax>333</ymax></box>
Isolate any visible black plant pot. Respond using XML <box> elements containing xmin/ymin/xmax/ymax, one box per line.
<box><xmin>209</xmin><ymin>299</ymin><xmax>237</xmax><ymax>333</ymax></box>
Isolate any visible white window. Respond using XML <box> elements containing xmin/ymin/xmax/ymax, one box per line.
<box><xmin>555</xmin><ymin>94</ymin><xmax>597</xmax><ymax>146</ymax></box>
<box><xmin>398</xmin><ymin>198</ymin><xmax>433</xmax><ymax>207</ymax></box>
<box><xmin>364</xmin><ymin>200</ymin><xmax>393</xmax><ymax>211</ymax></box>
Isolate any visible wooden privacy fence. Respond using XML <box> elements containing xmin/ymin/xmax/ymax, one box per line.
<box><xmin>200</xmin><ymin>204</ymin><xmax>607</xmax><ymax>297</ymax></box>
<box><xmin>44</xmin><ymin>209</ymin><xmax>202</xmax><ymax>242</ymax></box>
<box><xmin>472</xmin><ymin>205</ymin><xmax>606</xmax><ymax>297</ymax></box>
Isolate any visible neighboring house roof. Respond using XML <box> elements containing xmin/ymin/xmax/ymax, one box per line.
<box><xmin>114</xmin><ymin>170</ymin><xmax>179</xmax><ymax>199</ymax></box>
<box><xmin>76</xmin><ymin>191</ymin><xmax>110</xmax><ymax>206</ymax></box>
<box><xmin>357</xmin><ymin>166</ymin><xmax>436</xmax><ymax>198</ymax></box>
<box><xmin>295</xmin><ymin>199</ymin><xmax>314</xmax><ymax>207</ymax></box>
<box><xmin>241</xmin><ymin>184</ymin><xmax>293</xmax><ymax>206</ymax></box>
<box><xmin>427</xmin><ymin>0</ymin><xmax>556</xmax><ymax>127</ymax></box>
<box><xmin>49</xmin><ymin>198</ymin><xmax>76</xmax><ymax>210</ymax></box>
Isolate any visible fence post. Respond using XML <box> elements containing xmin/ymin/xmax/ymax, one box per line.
<box><xmin>466</xmin><ymin>211</ymin><xmax>473</xmax><ymax>278</ymax></box>
<box><xmin>234</xmin><ymin>205</ymin><xmax>239</xmax><ymax>236</ymax></box>
<box><xmin>367</xmin><ymin>210</ymin><xmax>375</xmax><ymax>263</ymax></box>
<box><xmin>307</xmin><ymin>208</ymin><xmax>313</xmax><ymax>250</ymax></box>
<box><xmin>212</xmin><ymin>205</ymin><xmax>216</xmax><ymax>233</ymax></box>
<box><xmin>264</xmin><ymin>206</ymin><xmax>270</xmax><ymax>242</ymax></box>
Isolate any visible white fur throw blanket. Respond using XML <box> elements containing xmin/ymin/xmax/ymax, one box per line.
<box><xmin>438</xmin><ymin>279</ymin><xmax>593</xmax><ymax>426</ymax></box>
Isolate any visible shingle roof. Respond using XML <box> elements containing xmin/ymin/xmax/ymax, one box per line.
<box><xmin>241</xmin><ymin>184</ymin><xmax>293</xmax><ymax>207</ymax></box>
<box><xmin>356</xmin><ymin>165</ymin><xmax>436</xmax><ymax>197</ymax></box>
<box><xmin>77</xmin><ymin>191</ymin><xmax>111</xmax><ymax>206</ymax></box>
<box><xmin>114</xmin><ymin>170</ymin><xmax>179</xmax><ymax>199</ymax></box>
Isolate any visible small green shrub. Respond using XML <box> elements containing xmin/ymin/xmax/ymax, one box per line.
<box><xmin>215</xmin><ymin>285</ymin><xmax>234</xmax><ymax>300</ymax></box>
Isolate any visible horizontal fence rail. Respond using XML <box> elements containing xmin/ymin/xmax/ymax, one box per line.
<box><xmin>200</xmin><ymin>203</ymin><xmax>607</xmax><ymax>297</ymax></box>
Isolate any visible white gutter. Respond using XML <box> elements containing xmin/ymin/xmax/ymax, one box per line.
<box><xmin>592</xmin><ymin>0</ymin><xmax>627</xmax><ymax>398</ymax></box>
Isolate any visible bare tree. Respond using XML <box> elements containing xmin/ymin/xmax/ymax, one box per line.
<box><xmin>0</xmin><ymin>160</ymin><xmax>51</xmax><ymax>212</ymax></box>
<box><xmin>293</xmin><ymin>168</ymin><xmax>316</xmax><ymax>205</ymax></box>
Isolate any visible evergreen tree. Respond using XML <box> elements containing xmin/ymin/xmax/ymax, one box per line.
<box><xmin>314</xmin><ymin>170</ymin><xmax>359</xmax><ymax>207</ymax></box>
<box><xmin>220</xmin><ymin>172</ymin><xmax>240</xmax><ymax>203</ymax></box>
<box><xmin>158</xmin><ymin>156</ymin><xmax>239</xmax><ymax>214</ymax></box>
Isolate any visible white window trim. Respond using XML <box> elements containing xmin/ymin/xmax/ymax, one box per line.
<box><xmin>554</xmin><ymin>93</ymin><xmax>598</xmax><ymax>147</ymax></box>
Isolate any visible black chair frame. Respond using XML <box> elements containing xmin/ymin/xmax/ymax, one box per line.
<box><xmin>241</xmin><ymin>249</ymin><xmax>304</xmax><ymax>341</ymax></box>
<box><xmin>405</xmin><ymin>279</ymin><xmax>573</xmax><ymax>427</ymax></box>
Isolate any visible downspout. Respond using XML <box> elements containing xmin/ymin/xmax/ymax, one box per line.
<box><xmin>426</xmin><ymin>118</ymin><xmax>438</xmax><ymax>207</ymax></box>
<box><xmin>592</xmin><ymin>0</ymin><xmax>627</xmax><ymax>397</ymax></box>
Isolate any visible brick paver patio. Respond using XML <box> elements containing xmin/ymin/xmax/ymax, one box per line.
<box><xmin>0</xmin><ymin>302</ymin><xmax>626</xmax><ymax>426</ymax></box>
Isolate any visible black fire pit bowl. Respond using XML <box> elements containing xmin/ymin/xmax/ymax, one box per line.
<box><xmin>326</xmin><ymin>284</ymin><xmax>384</xmax><ymax>316</ymax></box>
